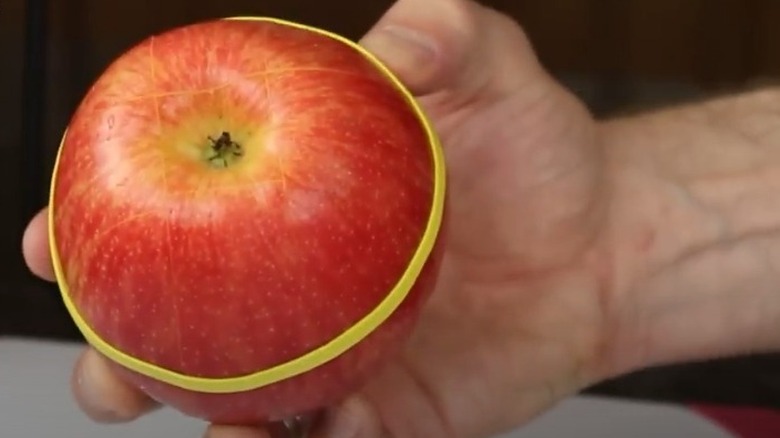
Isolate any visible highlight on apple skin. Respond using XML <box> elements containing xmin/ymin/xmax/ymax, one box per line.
<box><xmin>47</xmin><ymin>16</ymin><xmax>447</xmax><ymax>424</ymax></box>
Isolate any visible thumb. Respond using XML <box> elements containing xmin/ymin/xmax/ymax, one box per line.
<box><xmin>361</xmin><ymin>0</ymin><xmax>603</xmax><ymax>268</ymax></box>
<box><xmin>359</xmin><ymin>0</ymin><xmax>551</xmax><ymax>100</ymax></box>
<box><xmin>313</xmin><ymin>395</ymin><xmax>386</xmax><ymax>438</ymax></box>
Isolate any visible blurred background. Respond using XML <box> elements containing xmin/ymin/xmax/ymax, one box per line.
<box><xmin>2</xmin><ymin>0</ymin><xmax>780</xmax><ymax>411</ymax></box>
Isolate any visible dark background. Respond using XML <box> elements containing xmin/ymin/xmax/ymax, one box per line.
<box><xmin>3</xmin><ymin>0</ymin><xmax>780</xmax><ymax>409</ymax></box>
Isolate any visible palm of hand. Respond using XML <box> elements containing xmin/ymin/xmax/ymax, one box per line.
<box><xmin>345</xmin><ymin>80</ymin><xmax>612</xmax><ymax>438</ymax></box>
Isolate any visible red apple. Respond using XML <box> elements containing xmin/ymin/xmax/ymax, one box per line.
<box><xmin>48</xmin><ymin>17</ymin><xmax>446</xmax><ymax>424</ymax></box>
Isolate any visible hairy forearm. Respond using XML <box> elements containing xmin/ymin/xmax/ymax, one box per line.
<box><xmin>599</xmin><ymin>87</ymin><xmax>780</xmax><ymax>374</ymax></box>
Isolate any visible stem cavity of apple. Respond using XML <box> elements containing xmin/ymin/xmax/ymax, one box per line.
<box><xmin>205</xmin><ymin>131</ymin><xmax>244</xmax><ymax>168</ymax></box>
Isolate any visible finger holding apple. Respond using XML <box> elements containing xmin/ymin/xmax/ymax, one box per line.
<box><xmin>23</xmin><ymin>210</ymin><xmax>163</xmax><ymax>423</ymax></box>
<box><xmin>48</xmin><ymin>15</ymin><xmax>446</xmax><ymax>430</ymax></box>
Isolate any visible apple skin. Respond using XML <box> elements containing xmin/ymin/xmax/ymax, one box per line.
<box><xmin>48</xmin><ymin>17</ymin><xmax>446</xmax><ymax>424</ymax></box>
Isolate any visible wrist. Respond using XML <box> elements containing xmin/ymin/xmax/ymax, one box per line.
<box><xmin>597</xmin><ymin>87</ymin><xmax>780</xmax><ymax>376</ymax></box>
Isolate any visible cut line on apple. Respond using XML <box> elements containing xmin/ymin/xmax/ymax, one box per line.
<box><xmin>47</xmin><ymin>16</ymin><xmax>447</xmax><ymax>425</ymax></box>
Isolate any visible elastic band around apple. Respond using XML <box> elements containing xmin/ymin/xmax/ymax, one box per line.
<box><xmin>47</xmin><ymin>15</ymin><xmax>446</xmax><ymax>434</ymax></box>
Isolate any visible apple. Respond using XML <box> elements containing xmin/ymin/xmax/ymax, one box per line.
<box><xmin>47</xmin><ymin>16</ymin><xmax>446</xmax><ymax>425</ymax></box>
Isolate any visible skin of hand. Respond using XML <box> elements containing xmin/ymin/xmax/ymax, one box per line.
<box><xmin>21</xmin><ymin>0</ymin><xmax>780</xmax><ymax>437</ymax></box>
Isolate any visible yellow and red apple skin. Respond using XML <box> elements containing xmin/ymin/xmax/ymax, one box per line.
<box><xmin>50</xmin><ymin>19</ymin><xmax>445</xmax><ymax>423</ymax></box>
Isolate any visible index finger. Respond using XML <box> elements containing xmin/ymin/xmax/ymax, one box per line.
<box><xmin>22</xmin><ymin>207</ymin><xmax>55</xmax><ymax>282</ymax></box>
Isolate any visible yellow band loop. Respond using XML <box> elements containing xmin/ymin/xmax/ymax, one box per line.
<box><xmin>48</xmin><ymin>16</ymin><xmax>446</xmax><ymax>394</ymax></box>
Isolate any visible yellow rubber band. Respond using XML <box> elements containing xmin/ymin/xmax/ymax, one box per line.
<box><xmin>48</xmin><ymin>16</ymin><xmax>446</xmax><ymax>394</ymax></box>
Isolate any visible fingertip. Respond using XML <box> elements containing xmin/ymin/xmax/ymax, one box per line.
<box><xmin>315</xmin><ymin>395</ymin><xmax>386</xmax><ymax>438</ymax></box>
<box><xmin>359</xmin><ymin>0</ymin><xmax>479</xmax><ymax>96</ymax></box>
<box><xmin>71</xmin><ymin>348</ymin><xmax>159</xmax><ymax>423</ymax></box>
<box><xmin>203</xmin><ymin>424</ymin><xmax>271</xmax><ymax>438</ymax></box>
<box><xmin>361</xmin><ymin>0</ymin><xmax>551</xmax><ymax>102</ymax></box>
<box><xmin>22</xmin><ymin>207</ymin><xmax>55</xmax><ymax>282</ymax></box>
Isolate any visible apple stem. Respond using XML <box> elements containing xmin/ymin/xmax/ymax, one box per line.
<box><xmin>205</xmin><ymin>131</ymin><xmax>243</xmax><ymax>168</ymax></box>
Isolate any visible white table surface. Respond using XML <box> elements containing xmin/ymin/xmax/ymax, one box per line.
<box><xmin>1</xmin><ymin>337</ymin><xmax>733</xmax><ymax>437</ymax></box>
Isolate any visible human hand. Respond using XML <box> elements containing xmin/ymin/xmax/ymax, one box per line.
<box><xmin>23</xmin><ymin>0</ymin><xmax>617</xmax><ymax>436</ymax></box>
